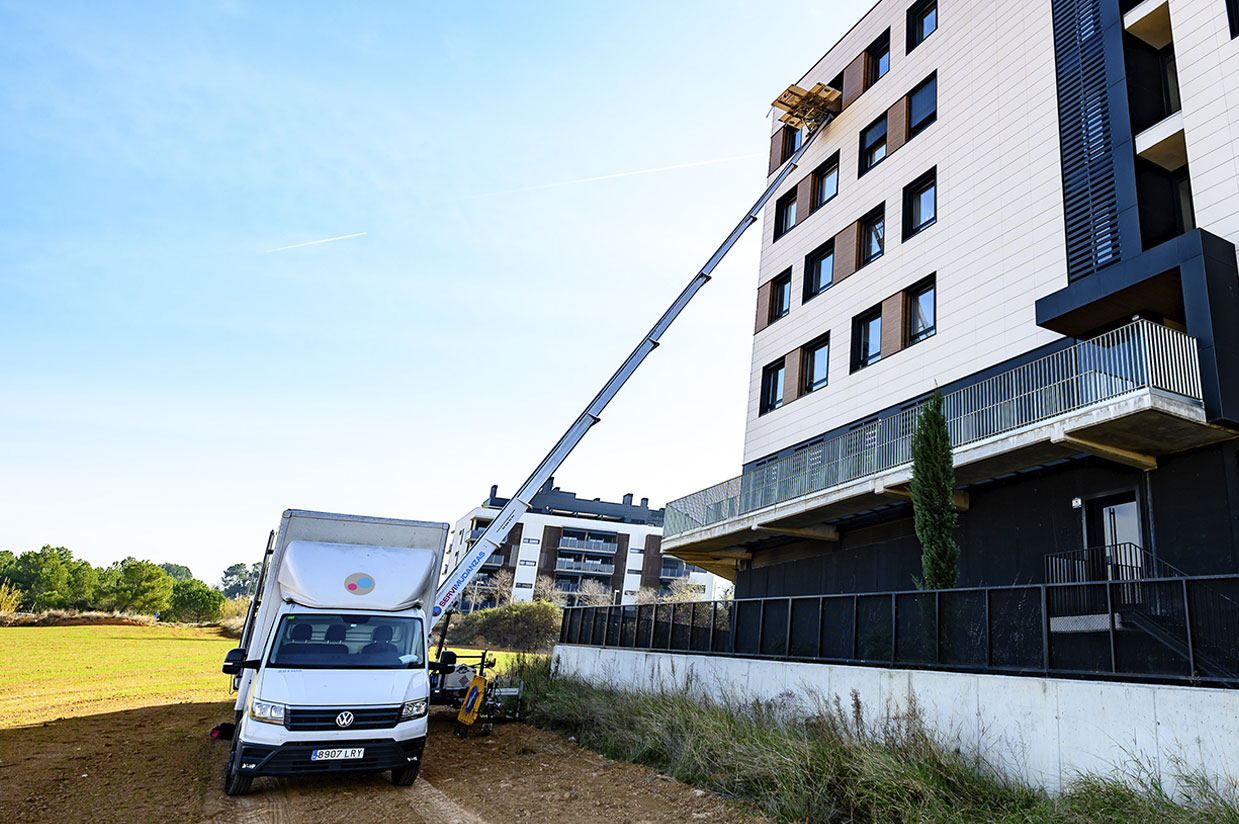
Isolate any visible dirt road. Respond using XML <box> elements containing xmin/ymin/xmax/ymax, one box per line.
<box><xmin>2</xmin><ymin>703</ymin><xmax>770</xmax><ymax>824</ymax></box>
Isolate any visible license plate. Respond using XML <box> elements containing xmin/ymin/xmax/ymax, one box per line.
<box><xmin>311</xmin><ymin>747</ymin><xmax>365</xmax><ymax>761</ymax></box>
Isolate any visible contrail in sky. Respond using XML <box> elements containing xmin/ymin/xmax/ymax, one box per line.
<box><xmin>266</xmin><ymin>232</ymin><xmax>367</xmax><ymax>253</ymax></box>
<box><xmin>466</xmin><ymin>153</ymin><xmax>762</xmax><ymax>200</ymax></box>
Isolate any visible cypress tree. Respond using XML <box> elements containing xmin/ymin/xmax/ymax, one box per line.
<box><xmin>911</xmin><ymin>387</ymin><xmax>960</xmax><ymax>589</ymax></box>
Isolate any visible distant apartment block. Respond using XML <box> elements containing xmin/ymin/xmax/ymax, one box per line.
<box><xmin>444</xmin><ymin>480</ymin><xmax>727</xmax><ymax>608</ymax></box>
<box><xmin>662</xmin><ymin>0</ymin><xmax>1239</xmax><ymax>599</ymax></box>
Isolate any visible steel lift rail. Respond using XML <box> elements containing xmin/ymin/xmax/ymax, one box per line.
<box><xmin>430</xmin><ymin>82</ymin><xmax>841</xmax><ymax>629</ymax></box>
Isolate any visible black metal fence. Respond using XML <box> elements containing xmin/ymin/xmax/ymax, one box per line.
<box><xmin>558</xmin><ymin>575</ymin><xmax>1239</xmax><ymax>688</ymax></box>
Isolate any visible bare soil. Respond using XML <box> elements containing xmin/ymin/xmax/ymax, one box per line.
<box><xmin>1</xmin><ymin>705</ymin><xmax>772</xmax><ymax>824</ymax></box>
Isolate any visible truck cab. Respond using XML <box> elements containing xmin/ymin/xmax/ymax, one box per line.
<box><xmin>222</xmin><ymin>510</ymin><xmax>448</xmax><ymax>795</ymax></box>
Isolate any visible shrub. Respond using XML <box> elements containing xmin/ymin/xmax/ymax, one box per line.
<box><xmin>164</xmin><ymin>578</ymin><xmax>226</xmax><ymax>623</ymax></box>
<box><xmin>0</xmin><ymin>579</ymin><xmax>22</xmax><ymax>613</ymax></box>
<box><xmin>445</xmin><ymin>600</ymin><xmax>562</xmax><ymax>651</ymax></box>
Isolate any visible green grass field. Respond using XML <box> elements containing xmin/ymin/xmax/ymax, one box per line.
<box><xmin>0</xmin><ymin>624</ymin><xmax>237</xmax><ymax>728</ymax></box>
<box><xmin>0</xmin><ymin>624</ymin><xmax>522</xmax><ymax>729</ymax></box>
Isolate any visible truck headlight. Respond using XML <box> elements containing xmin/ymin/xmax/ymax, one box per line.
<box><xmin>250</xmin><ymin>699</ymin><xmax>287</xmax><ymax>725</ymax></box>
<box><xmin>400</xmin><ymin>699</ymin><xmax>428</xmax><ymax>721</ymax></box>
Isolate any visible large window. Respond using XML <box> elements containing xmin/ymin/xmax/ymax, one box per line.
<box><xmin>802</xmin><ymin>335</ymin><xmax>830</xmax><ymax>393</ymax></box>
<box><xmin>769</xmin><ymin>270</ymin><xmax>792</xmax><ymax>321</ymax></box>
<box><xmin>860</xmin><ymin>116</ymin><xmax>888</xmax><ymax>174</ymax></box>
<box><xmin>774</xmin><ymin>190</ymin><xmax>797</xmax><ymax>239</ymax></box>
<box><xmin>903</xmin><ymin>168</ymin><xmax>937</xmax><ymax>239</ymax></box>
<box><xmin>860</xmin><ymin>206</ymin><xmax>885</xmax><ymax>265</ymax></box>
<box><xmin>852</xmin><ymin>308</ymin><xmax>883</xmax><ymax>371</ymax></box>
<box><xmin>812</xmin><ymin>154</ymin><xmax>839</xmax><ymax>210</ymax></box>
<box><xmin>784</xmin><ymin>126</ymin><xmax>803</xmax><ymax>159</ymax></box>
<box><xmin>268</xmin><ymin>614</ymin><xmax>425</xmax><ymax>670</ymax></box>
<box><xmin>760</xmin><ymin>359</ymin><xmax>786</xmax><ymax>414</ymax></box>
<box><xmin>866</xmin><ymin>31</ymin><xmax>891</xmax><ymax>88</ymax></box>
<box><xmin>907</xmin><ymin>0</ymin><xmax>938</xmax><ymax>51</ymax></box>
<box><xmin>1228</xmin><ymin>0</ymin><xmax>1239</xmax><ymax>39</ymax></box>
<box><xmin>803</xmin><ymin>241</ymin><xmax>834</xmax><ymax>300</ymax></box>
<box><xmin>909</xmin><ymin>73</ymin><xmax>938</xmax><ymax>137</ymax></box>
<box><xmin>907</xmin><ymin>277</ymin><xmax>936</xmax><ymax>344</ymax></box>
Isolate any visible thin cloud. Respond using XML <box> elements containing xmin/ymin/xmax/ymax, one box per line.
<box><xmin>465</xmin><ymin>153</ymin><xmax>762</xmax><ymax>200</ymax></box>
<box><xmin>266</xmin><ymin>232</ymin><xmax>367</xmax><ymax>253</ymax></box>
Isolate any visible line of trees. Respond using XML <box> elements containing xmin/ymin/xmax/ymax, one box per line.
<box><xmin>0</xmin><ymin>545</ymin><xmax>228</xmax><ymax>622</ymax></box>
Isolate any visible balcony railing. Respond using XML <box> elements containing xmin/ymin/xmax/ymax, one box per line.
<box><xmin>556</xmin><ymin>559</ymin><xmax>615</xmax><ymax>575</ymax></box>
<box><xmin>481</xmin><ymin>553</ymin><xmax>504</xmax><ymax>567</ymax></box>
<box><xmin>665</xmin><ymin>320</ymin><xmax>1204</xmax><ymax>538</ymax></box>
<box><xmin>559</xmin><ymin>537</ymin><xmax>618</xmax><ymax>554</ymax></box>
<box><xmin>660</xmin><ymin>566</ymin><xmax>690</xmax><ymax>578</ymax></box>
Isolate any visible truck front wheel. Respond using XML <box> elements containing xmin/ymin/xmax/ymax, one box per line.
<box><xmin>390</xmin><ymin>762</ymin><xmax>420</xmax><ymax>786</ymax></box>
<box><xmin>223</xmin><ymin>740</ymin><xmax>253</xmax><ymax>796</ymax></box>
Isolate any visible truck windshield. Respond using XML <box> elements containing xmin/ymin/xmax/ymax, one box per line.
<box><xmin>267</xmin><ymin>614</ymin><xmax>425</xmax><ymax>670</ymax></box>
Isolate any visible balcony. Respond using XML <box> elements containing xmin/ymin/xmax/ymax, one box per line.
<box><xmin>558</xmin><ymin>536</ymin><xmax>618</xmax><ymax>554</ymax></box>
<box><xmin>556</xmin><ymin>558</ymin><xmax>615</xmax><ymax>575</ymax></box>
<box><xmin>665</xmin><ymin>321</ymin><xmax>1232</xmax><ymax>564</ymax></box>
<box><xmin>481</xmin><ymin>553</ymin><xmax>504</xmax><ymax>567</ymax></box>
<box><xmin>660</xmin><ymin>566</ymin><xmax>690</xmax><ymax>579</ymax></box>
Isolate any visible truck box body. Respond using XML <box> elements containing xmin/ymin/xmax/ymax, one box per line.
<box><xmin>224</xmin><ymin>510</ymin><xmax>448</xmax><ymax>793</ymax></box>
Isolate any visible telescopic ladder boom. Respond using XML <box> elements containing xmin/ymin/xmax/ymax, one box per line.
<box><xmin>430</xmin><ymin>85</ymin><xmax>840</xmax><ymax>628</ymax></box>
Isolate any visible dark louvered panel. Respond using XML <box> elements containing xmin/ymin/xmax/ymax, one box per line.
<box><xmin>285</xmin><ymin>705</ymin><xmax>402</xmax><ymax>731</ymax></box>
<box><xmin>1052</xmin><ymin>0</ymin><xmax>1121</xmax><ymax>281</ymax></box>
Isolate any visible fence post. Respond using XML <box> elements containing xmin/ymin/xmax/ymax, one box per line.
<box><xmin>785</xmin><ymin>597</ymin><xmax>793</xmax><ymax>657</ymax></box>
<box><xmin>984</xmin><ymin>589</ymin><xmax>992</xmax><ymax>668</ymax></box>
<box><xmin>709</xmin><ymin>601</ymin><xmax>717</xmax><ymax>654</ymax></box>
<box><xmin>1106</xmin><ymin>581</ymin><xmax>1117</xmax><ymax>674</ymax></box>
<box><xmin>890</xmin><ymin>592</ymin><xmax>898</xmax><ymax>665</ymax></box>
<box><xmin>1181</xmin><ymin>578</ymin><xmax>1196</xmax><ymax>678</ymax></box>
<box><xmin>1041</xmin><ymin>585</ymin><xmax>1050</xmax><ymax>673</ymax></box>
<box><xmin>758</xmin><ymin>600</ymin><xmax>767</xmax><ymax>656</ymax></box>
<box><xmin>934</xmin><ymin>590</ymin><xmax>941</xmax><ymax>666</ymax></box>
<box><xmin>852</xmin><ymin>594</ymin><xmax>859</xmax><ymax>661</ymax></box>
<box><xmin>818</xmin><ymin>596</ymin><xmax>825</xmax><ymax>659</ymax></box>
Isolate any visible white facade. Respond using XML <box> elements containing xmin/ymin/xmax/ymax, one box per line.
<box><xmin>746</xmin><ymin>0</ymin><xmax>1069</xmax><ymax>464</ymax></box>
<box><xmin>443</xmin><ymin>503</ymin><xmax>727</xmax><ymax>606</ymax></box>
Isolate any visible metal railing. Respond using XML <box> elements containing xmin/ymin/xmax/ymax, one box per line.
<box><xmin>665</xmin><ymin>320</ymin><xmax>1204</xmax><ymax>537</ymax></box>
<box><xmin>481</xmin><ymin>553</ymin><xmax>505</xmax><ymax>566</ymax></box>
<box><xmin>660</xmin><ymin>566</ymin><xmax>690</xmax><ymax>578</ymax></box>
<box><xmin>558</xmin><ymin>537</ymin><xmax>619</xmax><ymax>553</ymax></box>
<box><xmin>559</xmin><ymin>573</ymin><xmax>1239</xmax><ymax>688</ymax></box>
<box><xmin>555</xmin><ymin>558</ymin><xmax>615</xmax><ymax>575</ymax></box>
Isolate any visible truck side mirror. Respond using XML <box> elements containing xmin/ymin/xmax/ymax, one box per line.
<box><xmin>437</xmin><ymin>650</ymin><xmax>457</xmax><ymax>672</ymax></box>
<box><xmin>222</xmin><ymin>647</ymin><xmax>249</xmax><ymax>675</ymax></box>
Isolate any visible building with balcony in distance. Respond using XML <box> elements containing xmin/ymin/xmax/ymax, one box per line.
<box><xmin>663</xmin><ymin>0</ymin><xmax>1239</xmax><ymax>602</ymax></box>
<box><xmin>444</xmin><ymin>480</ymin><xmax>728</xmax><ymax>609</ymax></box>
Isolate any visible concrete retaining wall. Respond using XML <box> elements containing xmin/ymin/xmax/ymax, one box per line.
<box><xmin>552</xmin><ymin>645</ymin><xmax>1239</xmax><ymax>794</ymax></box>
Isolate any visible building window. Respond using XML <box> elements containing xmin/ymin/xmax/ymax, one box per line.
<box><xmin>860</xmin><ymin>206</ymin><xmax>885</xmax><ymax>266</ymax></box>
<box><xmin>908</xmin><ymin>73</ymin><xmax>937</xmax><ymax>137</ymax></box>
<box><xmin>907</xmin><ymin>277</ymin><xmax>936</xmax><ymax>344</ymax></box>
<box><xmin>760</xmin><ymin>359</ymin><xmax>786</xmax><ymax>414</ymax></box>
<box><xmin>812</xmin><ymin>154</ymin><xmax>839</xmax><ymax>210</ymax></box>
<box><xmin>774</xmin><ymin>190</ymin><xmax>797</xmax><ymax>239</ymax></box>
<box><xmin>829</xmin><ymin>70</ymin><xmax>845</xmax><ymax>93</ymax></box>
<box><xmin>1229</xmin><ymin>0</ymin><xmax>1239</xmax><ymax>38</ymax></box>
<box><xmin>866</xmin><ymin>31</ymin><xmax>891</xmax><ymax>88</ymax></box>
<box><xmin>860</xmin><ymin>116</ymin><xmax>888</xmax><ymax>174</ymax></box>
<box><xmin>802</xmin><ymin>335</ymin><xmax>830</xmax><ymax>393</ymax></box>
<box><xmin>903</xmin><ymin>168</ymin><xmax>937</xmax><ymax>239</ymax></box>
<box><xmin>769</xmin><ymin>270</ymin><xmax>792</xmax><ymax>322</ymax></box>
<box><xmin>785</xmin><ymin>126</ymin><xmax>803</xmax><ymax>157</ymax></box>
<box><xmin>907</xmin><ymin>0</ymin><xmax>938</xmax><ymax>51</ymax></box>
<box><xmin>803</xmin><ymin>241</ymin><xmax>834</xmax><ymax>300</ymax></box>
<box><xmin>852</xmin><ymin>308</ymin><xmax>883</xmax><ymax>370</ymax></box>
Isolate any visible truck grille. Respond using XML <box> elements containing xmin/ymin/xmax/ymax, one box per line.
<box><xmin>285</xmin><ymin>706</ymin><xmax>402</xmax><ymax>731</ymax></box>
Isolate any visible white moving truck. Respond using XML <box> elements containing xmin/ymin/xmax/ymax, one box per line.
<box><xmin>221</xmin><ymin>510</ymin><xmax>449</xmax><ymax>795</ymax></box>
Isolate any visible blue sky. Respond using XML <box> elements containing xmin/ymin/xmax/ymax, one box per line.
<box><xmin>0</xmin><ymin>0</ymin><xmax>872</xmax><ymax>584</ymax></box>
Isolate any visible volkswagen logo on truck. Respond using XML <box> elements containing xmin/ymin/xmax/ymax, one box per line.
<box><xmin>344</xmin><ymin>572</ymin><xmax>374</xmax><ymax>595</ymax></box>
<box><xmin>335</xmin><ymin>711</ymin><xmax>354</xmax><ymax>728</ymax></box>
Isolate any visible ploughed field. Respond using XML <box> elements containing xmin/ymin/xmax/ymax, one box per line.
<box><xmin>0</xmin><ymin>625</ymin><xmax>765</xmax><ymax>824</ymax></box>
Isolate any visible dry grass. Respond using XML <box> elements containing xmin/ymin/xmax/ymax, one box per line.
<box><xmin>512</xmin><ymin>656</ymin><xmax>1239</xmax><ymax>824</ymax></box>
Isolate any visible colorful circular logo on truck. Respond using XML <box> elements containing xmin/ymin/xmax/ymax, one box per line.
<box><xmin>344</xmin><ymin>572</ymin><xmax>374</xmax><ymax>595</ymax></box>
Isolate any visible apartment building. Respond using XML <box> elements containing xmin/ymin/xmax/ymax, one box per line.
<box><xmin>664</xmin><ymin>0</ymin><xmax>1239</xmax><ymax>599</ymax></box>
<box><xmin>444</xmin><ymin>480</ymin><xmax>726</xmax><ymax>608</ymax></box>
